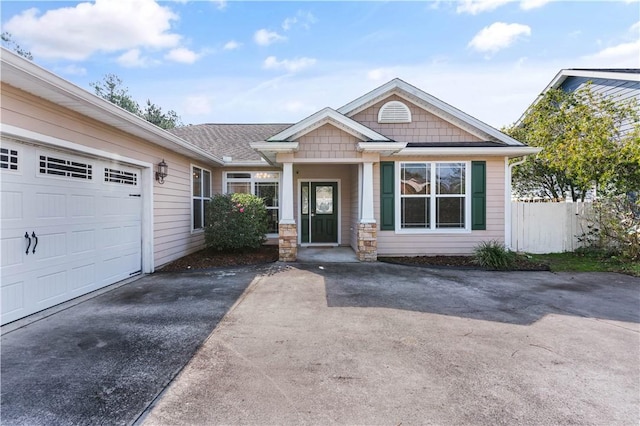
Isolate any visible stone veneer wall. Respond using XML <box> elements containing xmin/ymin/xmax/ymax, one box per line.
<box><xmin>357</xmin><ymin>223</ymin><xmax>377</xmax><ymax>262</ymax></box>
<box><xmin>278</xmin><ymin>223</ymin><xmax>298</xmax><ymax>262</ymax></box>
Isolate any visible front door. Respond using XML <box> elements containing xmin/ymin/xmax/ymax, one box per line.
<box><xmin>300</xmin><ymin>182</ymin><xmax>338</xmax><ymax>244</ymax></box>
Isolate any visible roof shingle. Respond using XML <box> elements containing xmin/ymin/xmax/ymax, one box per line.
<box><xmin>168</xmin><ymin>123</ymin><xmax>292</xmax><ymax>162</ymax></box>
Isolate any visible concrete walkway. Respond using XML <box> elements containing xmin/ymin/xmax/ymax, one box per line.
<box><xmin>143</xmin><ymin>263</ymin><xmax>640</xmax><ymax>425</ymax></box>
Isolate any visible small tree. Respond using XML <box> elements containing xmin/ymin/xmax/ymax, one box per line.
<box><xmin>205</xmin><ymin>193</ymin><xmax>268</xmax><ymax>251</ymax></box>
<box><xmin>91</xmin><ymin>74</ymin><xmax>141</xmax><ymax>115</ymax></box>
<box><xmin>1</xmin><ymin>32</ymin><xmax>33</xmax><ymax>60</ymax></box>
<box><xmin>505</xmin><ymin>84</ymin><xmax>639</xmax><ymax>201</ymax></box>
<box><xmin>141</xmin><ymin>100</ymin><xmax>182</xmax><ymax>130</ymax></box>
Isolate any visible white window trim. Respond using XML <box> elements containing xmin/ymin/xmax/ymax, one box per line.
<box><xmin>395</xmin><ymin>161</ymin><xmax>472</xmax><ymax>234</ymax></box>
<box><xmin>191</xmin><ymin>164</ymin><xmax>212</xmax><ymax>233</ymax></box>
<box><xmin>223</xmin><ymin>171</ymin><xmax>281</xmax><ymax>238</ymax></box>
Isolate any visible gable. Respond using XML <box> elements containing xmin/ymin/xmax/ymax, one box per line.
<box><xmin>351</xmin><ymin>94</ymin><xmax>483</xmax><ymax>143</ymax></box>
<box><xmin>295</xmin><ymin>123</ymin><xmax>360</xmax><ymax>159</ymax></box>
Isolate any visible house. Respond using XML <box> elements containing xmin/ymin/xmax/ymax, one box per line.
<box><xmin>527</xmin><ymin>68</ymin><xmax>640</xmax><ymax>135</ymax></box>
<box><xmin>171</xmin><ymin>79</ymin><xmax>539</xmax><ymax>262</ymax></box>
<box><xmin>0</xmin><ymin>47</ymin><xmax>538</xmax><ymax>325</ymax></box>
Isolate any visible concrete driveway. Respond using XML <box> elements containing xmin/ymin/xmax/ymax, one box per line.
<box><xmin>143</xmin><ymin>263</ymin><xmax>640</xmax><ymax>426</ymax></box>
<box><xmin>1</xmin><ymin>266</ymin><xmax>264</xmax><ymax>426</ymax></box>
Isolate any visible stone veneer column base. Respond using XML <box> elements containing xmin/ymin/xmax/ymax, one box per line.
<box><xmin>357</xmin><ymin>222</ymin><xmax>377</xmax><ymax>262</ymax></box>
<box><xmin>278</xmin><ymin>223</ymin><xmax>298</xmax><ymax>262</ymax></box>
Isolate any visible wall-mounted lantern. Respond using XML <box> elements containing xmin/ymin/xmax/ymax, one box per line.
<box><xmin>156</xmin><ymin>159</ymin><xmax>168</xmax><ymax>184</ymax></box>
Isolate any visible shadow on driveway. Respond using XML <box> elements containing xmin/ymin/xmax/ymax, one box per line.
<box><xmin>1</xmin><ymin>265</ymin><xmax>265</xmax><ymax>426</ymax></box>
<box><xmin>305</xmin><ymin>263</ymin><xmax>640</xmax><ymax>325</ymax></box>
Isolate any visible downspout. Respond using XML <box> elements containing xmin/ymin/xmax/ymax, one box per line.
<box><xmin>505</xmin><ymin>156</ymin><xmax>527</xmax><ymax>250</ymax></box>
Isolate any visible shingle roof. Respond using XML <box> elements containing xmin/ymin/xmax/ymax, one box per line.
<box><xmin>168</xmin><ymin>123</ymin><xmax>292</xmax><ymax>162</ymax></box>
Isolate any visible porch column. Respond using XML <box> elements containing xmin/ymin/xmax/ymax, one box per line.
<box><xmin>358</xmin><ymin>161</ymin><xmax>377</xmax><ymax>262</ymax></box>
<box><xmin>278</xmin><ymin>162</ymin><xmax>297</xmax><ymax>262</ymax></box>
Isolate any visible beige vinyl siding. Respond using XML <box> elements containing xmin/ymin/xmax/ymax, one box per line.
<box><xmin>296</xmin><ymin>124</ymin><xmax>360</xmax><ymax>159</ymax></box>
<box><xmin>293</xmin><ymin>164</ymin><xmax>354</xmax><ymax>245</ymax></box>
<box><xmin>351</xmin><ymin>95</ymin><xmax>483</xmax><ymax>143</ymax></box>
<box><xmin>1</xmin><ymin>83</ymin><xmax>217</xmax><ymax>268</ymax></box>
<box><xmin>375</xmin><ymin>156</ymin><xmax>505</xmax><ymax>256</ymax></box>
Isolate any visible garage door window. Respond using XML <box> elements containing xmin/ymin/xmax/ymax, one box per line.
<box><xmin>192</xmin><ymin>166</ymin><xmax>211</xmax><ymax>231</ymax></box>
<box><xmin>104</xmin><ymin>168</ymin><xmax>138</xmax><ymax>185</ymax></box>
<box><xmin>39</xmin><ymin>154</ymin><xmax>92</xmax><ymax>180</ymax></box>
<box><xmin>0</xmin><ymin>147</ymin><xmax>18</xmax><ymax>171</ymax></box>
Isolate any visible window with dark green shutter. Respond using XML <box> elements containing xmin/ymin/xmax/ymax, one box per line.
<box><xmin>471</xmin><ymin>161</ymin><xmax>486</xmax><ymax>230</ymax></box>
<box><xmin>380</xmin><ymin>161</ymin><xmax>395</xmax><ymax>230</ymax></box>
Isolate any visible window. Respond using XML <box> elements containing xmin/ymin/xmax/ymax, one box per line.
<box><xmin>0</xmin><ymin>147</ymin><xmax>18</xmax><ymax>171</ymax></box>
<box><xmin>39</xmin><ymin>155</ymin><xmax>92</xmax><ymax>180</ymax></box>
<box><xmin>399</xmin><ymin>162</ymin><xmax>468</xmax><ymax>230</ymax></box>
<box><xmin>225</xmin><ymin>172</ymin><xmax>280</xmax><ymax>234</ymax></box>
<box><xmin>192</xmin><ymin>166</ymin><xmax>211</xmax><ymax>230</ymax></box>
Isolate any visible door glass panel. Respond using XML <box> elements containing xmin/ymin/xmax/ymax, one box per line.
<box><xmin>301</xmin><ymin>184</ymin><xmax>309</xmax><ymax>215</ymax></box>
<box><xmin>315</xmin><ymin>186</ymin><xmax>333</xmax><ymax>214</ymax></box>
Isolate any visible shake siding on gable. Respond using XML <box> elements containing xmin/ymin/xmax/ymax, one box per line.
<box><xmin>350</xmin><ymin>95</ymin><xmax>483</xmax><ymax>143</ymax></box>
<box><xmin>1</xmin><ymin>84</ymin><xmax>214</xmax><ymax>268</ymax></box>
<box><xmin>296</xmin><ymin>124</ymin><xmax>360</xmax><ymax>158</ymax></box>
<box><xmin>374</xmin><ymin>156</ymin><xmax>505</xmax><ymax>256</ymax></box>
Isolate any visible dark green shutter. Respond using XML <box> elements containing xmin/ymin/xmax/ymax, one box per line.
<box><xmin>471</xmin><ymin>161</ymin><xmax>486</xmax><ymax>230</ymax></box>
<box><xmin>380</xmin><ymin>161</ymin><xmax>395</xmax><ymax>231</ymax></box>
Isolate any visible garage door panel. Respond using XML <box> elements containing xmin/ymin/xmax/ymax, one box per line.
<box><xmin>70</xmin><ymin>229</ymin><xmax>96</xmax><ymax>254</ymax></box>
<box><xmin>1</xmin><ymin>278</ymin><xmax>25</xmax><ymax>319</ymax></box>
<box><xmin>69</xmin><ymin>194</ymin><xmax>97</xmax><ymax>218</ymax></box>
<box><xmin>1</xmin><ymin>190</ymin><xmax>23</xmax><ymax>220</ymax></box>
<box><xmin>69</xmin><ymin>263</ymin><xmax>97</xmax><ymax>293</ymax></box>
<box><xmin>1</xmin><ymin>141</ymin><xmax>143</xmax><ymax>325</ymax></box>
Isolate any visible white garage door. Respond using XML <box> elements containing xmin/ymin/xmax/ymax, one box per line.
<box><xmin>1</xmin><ymin>140</ymin><xmax>142</xmax><ymax>325</ymax></box>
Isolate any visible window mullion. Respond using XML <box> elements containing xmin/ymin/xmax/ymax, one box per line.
<box><xmin>430</xmin><ymin>164</ymin><xmax>436</xmax><ymax>230</ymax></box>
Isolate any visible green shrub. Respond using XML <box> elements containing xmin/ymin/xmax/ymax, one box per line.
<box><xmin>205</xmin><ymin>193</ymin><xmax>269</xmax><ymax>251</ymax></box>
<box><xmin>473</xmin><ymin>240</ymin><xmax>516</xmax><ymax>270</ymax></box>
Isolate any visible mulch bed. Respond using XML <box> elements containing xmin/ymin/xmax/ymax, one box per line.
<box><xmin>159</xmin><ymin>245</ymin><xmax>279</xmax><ymax>272</ymax></box>
<box><xmin>379</xmin><ymin>255</ymin><xmax>550</xmax><ymax>271</ymax></box>
<box><xmin>159</xmin><ymin>245</ymin><xmax>549</xmax><ymax>272</ymax></box>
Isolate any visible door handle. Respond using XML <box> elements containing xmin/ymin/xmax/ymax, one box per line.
<box><xmin>25</xmin><ymin>232</ymin><xmax>31</xmax><ymax>255</ymax></box>
<box><xmin>31</xmin><ymin>232</ymin><xmax>38</xmax><ymax>254</ymax></box>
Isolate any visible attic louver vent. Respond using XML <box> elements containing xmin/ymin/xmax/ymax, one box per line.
<box><xmin>378</xmin><ymin>101</ymin><xmax>412</xmax><ymax>123</ymax></box>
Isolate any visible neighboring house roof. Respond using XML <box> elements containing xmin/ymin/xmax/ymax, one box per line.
<box><xmin>545</xmin><ymin>68</ymin><xmax>640</xmax><ymax>91</ymax></box>
<box><xmin>337</xmin><ymin>78</ymin><xmax>524</xmax><ymax>146</ymax></box>
<box><xmin>169</xmin><ymin>123</ymin><xmax>291</xmax><ymax>164</ymax></box>
<box><xmin>0</xmin><ymin>48</ymin><xmax>224</xmax><ymax>166</ymax></box>
<box><xmin>266</xmin><ymin>107</ymin><xmax>392</xmax><ymax>142</ymax></box>
<box><xmin>517</xmin><ymin>68</ymin><xmax>640</xmax><ymax>129</ymax></box>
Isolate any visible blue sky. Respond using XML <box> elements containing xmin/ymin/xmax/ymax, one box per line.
<box><xmin>2</xmin><ymin>0</ymin><xmax>639</xmax><ymax>128</ymax></box>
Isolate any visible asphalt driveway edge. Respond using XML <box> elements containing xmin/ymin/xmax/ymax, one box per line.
<box><xmin>132</xmin><ymin>269</ymin><xmax>271</xmax><ymax>426</ymax></box>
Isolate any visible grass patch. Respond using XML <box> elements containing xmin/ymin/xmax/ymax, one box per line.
<box><xmin>527</xmin><ymin>251</ymin><xmax>640</xmax><ymax>277</ymax></box>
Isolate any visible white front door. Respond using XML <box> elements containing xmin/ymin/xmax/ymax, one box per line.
<box><xmin>1</xmin><ymin>140</ymin><xmax>142</xmax><ymax>325</ymax></box>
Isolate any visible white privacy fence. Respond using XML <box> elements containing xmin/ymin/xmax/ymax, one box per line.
<box><xmin>510</xmin><ymin>202</ymin><xmax>593</xmax><ymax>253</ymax></box>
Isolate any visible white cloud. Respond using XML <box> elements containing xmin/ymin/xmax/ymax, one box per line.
<box><xmin>165</xmin><ymin>47</ymin><xmax>200</xmax><ymax>64</ymax></box>
<box><xmin>282</xmin><ymin>17</ymin><xmax>297</xmax><ymax>31</ymax></box>
<box><xmin>468</xmin><ymin>22</ymin><xmax>531</xmax><ymax>54</ymax></box>
<box><xmin>223</xmin><ymin>40</ymin><xmax>241</xmax><ymax>50</ymax></box>
<box><xmin>183</xmin><ymin>95</ymin><xmax>213</xmax><ymax>115</ymax></box>
<box><xmin>3</xmin><ymin>0</ymin><xmax>181</xmax><ymax>61</ymax></box>
<box><xmin>631</xmin><ymin>20</ymin><xmax>640</xmax><ymax>34</ymax></box>
<box><xmin>117</xmin><ymin>49</ymin><xmax>155</xmax><ymax>68</ymax></box>
<box><xmin>282</xmin><ymin>11</ymin><xmax>316</xmax><ymax>31</ymax></box>
<box><xmin>456</xmin><ymin>0</ymin><xmax>510</xmax><ymax>15</ymax></box>
<box><xmin>254</xmin><ymin>29</ymin><xmax>286</xmax><ymax>46</ymax></box>
<box><xmin>583</xmin><ymin>40</ymin><xmax>640</xmax><ymax>67</ymax></box>
<box><xmin>212</xmin><ymin>0</ymin><xmax>227</xmax><ymax>10</ymax></box>
<box><xmin>55</xmin><ymin>64</ymin><xmax>87</xmax><ymax>76</ymax></box>
<box><xmin>367</xmin><ymin>68</ymin><xmax>396</xmax><ymax>82</ymax></box>
<box><xmin>263</xmin><ymin>56</ymin><xmax>317</xmax><ymax>73</ymax></box>
<box><xmin>520</xmin><ymin>0</ymin><xmax>552</xmax><ymax>10</ymax></box>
